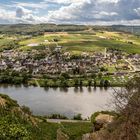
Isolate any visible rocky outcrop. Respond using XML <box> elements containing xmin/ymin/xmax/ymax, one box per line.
<box><xmin>82</xmin><ymin>113</ymin><xmax>114</xmax><ymax>140</ymax></box>
<box><xmin>0</xmin><ymin>96</ymin><xmax>6</xmax><ymax>107</ymax></box>
<box><xmin>94</xmin><ymin>113</ymin><xmax>114</xmax><ymax>131</ymax></box>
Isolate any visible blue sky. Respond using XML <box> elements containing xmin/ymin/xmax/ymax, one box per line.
<box><xmin>0</xmin><ymin>0</ymin><xmax>140</xmax><ymax>25</ymax></box>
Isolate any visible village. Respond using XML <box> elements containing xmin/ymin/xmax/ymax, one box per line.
<box><xmin>0</xmin><ymin>46</ymin><xmax>140</xmax><ymax>78</ymax></box>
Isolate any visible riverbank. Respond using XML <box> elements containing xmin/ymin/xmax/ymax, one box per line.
<box><xmin>29</xmin><ymin>77</ymin><xmax>126</xmax><ymax>87</ymax></box>
<box><xmin>0</xmin><ymin>70</ymin><xmax>130</xmax><ymax>88</ymax></box>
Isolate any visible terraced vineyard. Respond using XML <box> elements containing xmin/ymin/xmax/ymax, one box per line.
<box><xmin>17</xmin><ymin>31</ymin><xmax>140</xmax><ymax>54</ymax></box>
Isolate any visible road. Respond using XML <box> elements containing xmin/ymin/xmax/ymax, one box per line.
<box><xmin>47</xmin><ymin>119</ymin><xmax>90</xmax><ymax>124</ymax></box>
<box><xmin>124</xmin><ymin>59</ymin><xmax>137</xmax><ymax>72</ymax></box>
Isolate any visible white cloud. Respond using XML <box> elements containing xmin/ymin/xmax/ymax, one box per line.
<box><xmin>95</xmin><ymin>11</ymin><xmax>118</xmax><ymax>19</ymax></box>
<box><xmin>0</xmin><ymin>7</ymin><xmax>15</xmax><ymax>23</ymax></box>
<box><xmin>44</xmin><ymin>0</ymin><xmax>90</xmax><ymax>4</ymax></box>
<box><xmin>16</xmin><ymin>6</ymin><xmax>32</xmax><ymax>18</ymax></box>
<box><xmin>13</xmin><ymin>1</ymin><xmax>48</xmax><ymax>9</ymax></box>
<box><xmin>45</xmin><ymin>0</ymin><xmax>140</xmax><ymax>24</ymax></box>
<box><xmin>97</xmin><ymin>0</ymin><xmax>120</xmax><ymax>4</ymax></box>
<box><xmin>134</xmin><ymin>7</ymin><xmax>140</xmax><ymax>16</ymax></box>
<box><xmin>0</xmin><ymin>0</ymin><xmax>140</xmax><ymax>25</ymax></box>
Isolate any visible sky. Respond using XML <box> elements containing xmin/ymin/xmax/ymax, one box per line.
<box><xmin>0</xmin><ymin>0</ymin><xmax>140</xmax><ymax>25</ymax></box>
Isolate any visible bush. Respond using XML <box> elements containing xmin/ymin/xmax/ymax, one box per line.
<box><xmin>0</xmin><ymin>116</ymin><xmax>30</xmax><ymax>140</ymax></box>
<box><xmin>73</xmin><ymin>114</ymin><xmax>82</xmax><ymax>120</ymax></box>
<box><xmin>47</xmin><ymin>114</ymin><xmax>68</xmax><ymax>119</ymax></box>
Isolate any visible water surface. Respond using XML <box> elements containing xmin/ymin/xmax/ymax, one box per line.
<box><xmin>0</xmin><ymin>85</ymin><xmax>114</xmax><ymax>118</ymax></box>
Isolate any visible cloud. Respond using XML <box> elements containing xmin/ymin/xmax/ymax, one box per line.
<box><xmin>45</xmin><ymin>0</ymin><xmax>140</xmax><ymax>24</ymax></box>
<box><xmin>0</xmin><ymin>7</ymin><xmax>16</xmax><ymax>23</ymax></box>
<box><xmin>13</xmin><ymin>1</ymin><xmax>48</xmax><ymax>9</ymax></box>
<box><xmin>0</xmin><ymin>0</ymin><xmax>140</xmax><ymax>25</ymax></box>
<box><xmin>44</xmin><ymin>0</ymin><xmax>89</xmax><ymax>4</ymax></box>
<box><xmin>97</xmin><ymin>0</ymin><xmax>120</xmax><ymax>4</ymax></box>
<box><xmin>16</xmin><ymin>6</ymin><xmax>32</xmax><ymax>18</ymax></box>
<box><xmin>46</xmin><ymin>0</ymin><xmax>118</xmax><ymax>23</ymax></box>
<box><xmin>134</xmin><ymin>7</ymin><xmax>140</xmax><ymax>16</ymax></box>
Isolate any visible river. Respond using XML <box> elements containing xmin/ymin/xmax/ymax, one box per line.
<box><xmin>0</xmin><ymin>85</ymin><xmax>115</xmax><ymax>118</ymax></box>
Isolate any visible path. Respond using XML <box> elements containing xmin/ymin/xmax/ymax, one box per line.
<box><xmin>47</xmin><ymin>119</ymin><xmax>90</xmax><ymax>124</ymax></box>
<box><xmin>125</xmin><ymin>59</ymin><xmax>137</xmax><ymax>72</ymax></box>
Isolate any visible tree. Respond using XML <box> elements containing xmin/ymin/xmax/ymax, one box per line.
<box><xmin>89</xmin><ymin>77</ymin><xmax>140</xmax><ymax>140</ymax></box>
<box><xmin>98</xmin><ymin>73</ymin><xmax>103</xmax><ymax>79</ymax></box>
<box><xmin>91</xmin><ymin>73</ymin><xmax>96</xmax><ymax>79</ymax></box>
<box><xmin>100</xmin><ymin>79</ymin><xmax>104</xmax><ymax>87</ymax></box>
<box><xmin>61</xmin><ymin>73</ymin><xmax>70</xmax><ymax>79</ymax></box>
<box><xmin>60</xmin><ymin>80</ymin><xmax>68</xmax><ymax>87</ymax></box>
<box><xmin>79</xmin><ymin>79</ymin><xmax>83</xmax><ymax>87</ymax></box>
<box><xmin>73</xmin><ymin>114</ymin><xmax>82</xmax><ymax>120</ymax></box>
<box><xmin>74</xmin><ymin>79</ymin><xmax>79</xmax><ymax>87</ymax></box>
<box><xmin>110</xmin><ymin>77</ymin><xmax>140</xmax><ymax>140</ymax></box>
<box><xmin>100</xmin><ymin>67</ymin><xmax>108</xmax><ymax>72</ymax></box>
<box><xmin>104</xmin><ymin>80</ymin><xmax>110</xmax><ymax>87</ymax></box>
<box><xmin>94</xmin><ymin>80</ymin><xmax>97</xmax><ymax>87</ymax></box>
<box><xmin>88</xmin><ymin>80</ymin><xmax>92</xmax><ymax>87</ymax></box>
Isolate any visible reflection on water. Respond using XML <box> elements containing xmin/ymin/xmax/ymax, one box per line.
<box><xmin>0</xmin><ymin>85</ymin><xmax>114</xmax><ymax>118</ymax></box>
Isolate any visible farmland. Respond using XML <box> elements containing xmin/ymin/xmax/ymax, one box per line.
<box><xmin>17</xmin><ymin>31</ymin><xmax>140</xmax><ymax>54</ymax></box>
<box><xmin>0</xmin><ymin>26</ymin><xmax>140</xmax><ymax>87</ymax></box>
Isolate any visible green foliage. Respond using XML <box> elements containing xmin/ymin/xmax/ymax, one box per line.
<box><xmin>0</xmin><ymin>70</ymin><xmax>30</xmax><ymax>85</ymax></box>
<box><xmin>61</xmin><ymin>122</ymin><xmax>92</xmax><ymax>140</ymax></box>
<box><xmin>0</xmin><ymin>116</ymin><xmax>30</xmax><ymax>140</ymax></box>
<box><xmin>88</xmin><ymin>80</ymin><xmax>92</xmax><ymax>87</ymax></box>
<box><xmin>0</xmin><ymin>39</ymin><xmax>19</xmax><ymax>51</ymax></box>
<box><xmin>73</xmin><ymin>114</ymin><xmax>82</xmax><ymax>120</ymax></box>
<box><xmin>60</xmin><ymin>73</ymin><xmax>70</xmax><ymax>79</ymax></box>
<box><xmin>104</xmin><ymin>80</ymin><xmax>110</xmax><ymax>87</ymax></box>
<box><xmin>0</xmin><ymin>94</ymin><xmax>18</xmax><ymax>109</ymax></box>
<box><xmin>30</xmin><ymin>122</ymin><xmax>59</xmax><ymax>140</ymax></box>
<box><xmin>0</xmin><ymin>24</ymin><xmax>87</xmax><ymax>35</ymax></box>
<box><xmin>74</xmin><ymin>78</ymin><xmax>79</xmax><ymax>87</ymax></box>
<box><xmin>47</xmin><ymin>114</ymin><xmax>68</xmax><ymax>119</ymax></box>
<box><xmin>100</xmin><ymin>79</ymin><xmax>105</xmax><ymax>87</ymax></box>
<box><xmin>21</xmin><ymin>106</ymin><xmax>32</xmax><ymax>115</ymax></box>
<box><xmin>98</xmin><ymin>73</ymin><xmax>103</xmax><ymax>79</ymax></box>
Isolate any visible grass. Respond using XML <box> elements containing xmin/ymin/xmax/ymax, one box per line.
<box><xmin>30</xmin><ymin>122</ymin><xmax>60</xmax><ymax>140</ymax></box>
<box><xmin>0</xmin><ymin>38</ymin><xmax>15</xmax><ymax>51</ymax></box>
<box><xmin>30</xmin><ymin>121</ymin><xmax>93</xmax><ymax>140</ymax></box>
<box><xmin>18</xmin><ymin>31</ymin><xmax>140</xmax><ymax>54</ymax></box>
<box><xmin>61</xmin><ymin>122</ymin><xmax>93</xmax><ymax>140</ymax></box>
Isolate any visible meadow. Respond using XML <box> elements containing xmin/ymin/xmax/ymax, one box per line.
<box><xmin>18</xmin><ymin>31</ymin><xmax>140</xmax><ymax>54</ymax></box>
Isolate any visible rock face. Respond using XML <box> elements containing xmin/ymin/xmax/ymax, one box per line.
<box><xmin>82</xmin><ymin>133</ymin><xmax>93</xmax><ymax>140</ymax></box>
<box><xmin>95</xmin><ymin>114</ymin><xmax>114</xmax><ymax>124</ymax></box>
<box><xmin>94</xmin><ymin>113</ymin><xmax>114</xmax><ymax>131</ymax></box>
<box><xmin>57</xmin><ymin>129</ymin><xmax>69</xmax><ymax>140</ymax></box>
<box><xmin>0</xmin><ymin>96</ymin><xmax>6</xmax><ymax>107</ymax></box>
<box><xmin>82</xmin><ymin>113</ymin><xmax>115</xmax><ymax>140</ymax></box>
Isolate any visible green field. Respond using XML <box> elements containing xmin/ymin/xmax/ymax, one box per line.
<box><xmin>33</xmin><ymin>121</ymin><xmax>92</xmax><ymax>140</ymax></box>
<box><xmin>18</xmin><ymin>31</ymin><xmax>140</xmax><ymax>54</ymax></box>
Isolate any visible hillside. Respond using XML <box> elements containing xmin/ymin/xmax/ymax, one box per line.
<box><xmin>0</xmin><ymin>24</ymin><xmax>140</xmax><ymax>36</ymax></box>
<box><xmin>85</xmin><ymin>77</ymin><xmax>140</xmax><ymax>140</ymax></box>
<box><xmin>1</xmin><ymin>77</ymin><xmax>140</xmax><ymax>140</ymax></box>
<box><xmin>111</xmin><ymin>25</ymin><xmax>140</xmax><ymax>36</ymax></box>
<box><xmin>0</xmin><ymin>24</ymin><xmax>88</xmax><ymax>35</ymax></box>
<box><xmin>0</xmin><ymin>24</ymin><xmax>140</xmax><ymax>55</ymax></box>
<box><xmin>0</xmin><ymin>93</ymin><xmax>92</xmax><ymax>140</ymax></box>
